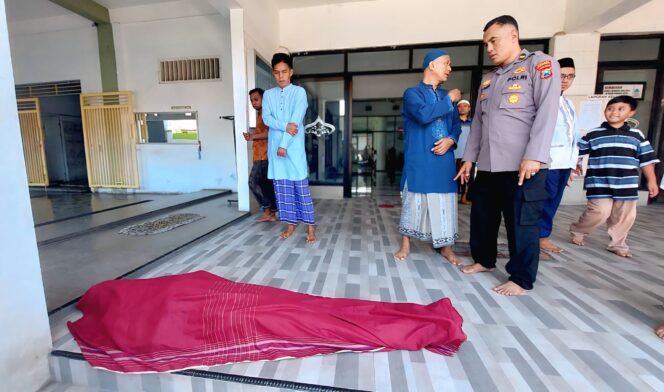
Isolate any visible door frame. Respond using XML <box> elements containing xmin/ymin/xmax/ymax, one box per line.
<box><xmin>17</xmin><ymin>98</ymin><xmax>49</xmax><ymax>186</ymax></box>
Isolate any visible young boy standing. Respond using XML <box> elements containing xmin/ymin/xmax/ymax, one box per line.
<box><xmin>261</xmin><ymin>52</ymin><xmax>316</xmax><ymax>243</ymax></box>
<box><xmin>570</xmin><ymin>95</ymin><xmax>660</xmax><ymax>257</ymax></box>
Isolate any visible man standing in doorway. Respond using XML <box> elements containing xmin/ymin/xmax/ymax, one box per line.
<box><xmin>539</xmin><ymin>58</ymin><xmax>579</xmax><ymax>253</ymax></box>
<box><xmin>394</xmin><ymin>49</ymin><xmax>462</xmax><ymax>264</ymax></box>
<box><xmin>456</xmin><ymin>15</ymin><xmax>560</xmax><ymax>295</ymax></box>
<box><xmin>262</xmin><ymin>52</ymin><xmax>316</xmax><ymax>243</ymax></box>
<box><xmin>244</xmin><ymin>88</ymin><xmax>277</xmax><ymax>222</ymax></box>
<box><xmin>455</xmin><ymin>99</ymin><xmax>473</xmax><ymax>205</ymax></box>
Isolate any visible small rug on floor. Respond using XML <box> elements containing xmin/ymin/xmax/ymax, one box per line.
<box><xmin>453</xmin><ymin>242</ymin><xmax>552</xmax><ymax>261</ymax></box>
<box><xmin>119</xmin><ymin>213</ymin><xmax>204</xmax><ymax>236</ymax></box>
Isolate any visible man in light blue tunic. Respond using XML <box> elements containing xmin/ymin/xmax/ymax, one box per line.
<box><xmin>393</xmin><ymin>49</ymin><xmax>462</xmax><ymax>264</ymax></box>
<box><xmin>261</xmin><ymin>52</ymin><xmax>316</xmax><ymax>243</ymax></box>
<box><xmin>539</xmin><ymin>57</ymin><xmax>579</xmax><ymax>253</ymax></box>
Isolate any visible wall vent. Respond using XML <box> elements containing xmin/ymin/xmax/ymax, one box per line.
<box><xmin>15</xmin><ymin>80</ymin><xmax>82</xmax><ymax>98</ymax></box>
<box><xmin>160</xmin><ymin>57</ymin><xmax>221</xmax><ymax>83</ymax></box>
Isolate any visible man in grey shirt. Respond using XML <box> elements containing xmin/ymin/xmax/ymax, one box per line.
<box><xmin>456</xmin><ymin>15</ymin><xmax>560</xmax><ymax>296</ymax></box>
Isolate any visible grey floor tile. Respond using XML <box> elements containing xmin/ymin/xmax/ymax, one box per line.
<box><xmin>48</xmin><ymin>200</ymin><xmax>664</xmax><ymax>391</ymax></box>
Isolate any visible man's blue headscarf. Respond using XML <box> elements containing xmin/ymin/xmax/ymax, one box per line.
<box><xmin>422</xmin><ymin>49</ymin><xmax>449</xmax><ymax>70</ymax></box>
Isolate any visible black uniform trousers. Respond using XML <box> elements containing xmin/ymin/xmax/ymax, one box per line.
<box><xmin>469</xmin><ymin>170</ymin><xmax>549</xmax><ymax>290</ymax></box>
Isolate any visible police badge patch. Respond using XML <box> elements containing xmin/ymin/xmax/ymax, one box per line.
<box><xmin>535</xmin><ymin>60</ymin><xmax>552</xmax><ymax>79</ymax></box>
<box><xmin>513</xmin><ymin>66</ymin><xmax>527</xmax><ymax>74</ymax></box>
<box><xmin>508</xmin><ymin>94</ymin><xmax>520</xmax><ymax>104</ymax></box>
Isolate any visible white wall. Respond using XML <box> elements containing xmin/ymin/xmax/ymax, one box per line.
<box><xmin>550</xmin><ymin>32</ymin><xmax>600</xmax><ymax>96</ymax></box>
<box><xmin>235</xmin><ymin>0</ymin><xmax>280</xmax><ymax>61</ymax></box>
<box><xmin>112</xmin><ymin>8</ymin><xmax>237</xmax><ymax>193</ymax></box>
<box><xmin>0</xmin><ymin>1</ymin><xmax>52</xmax><ymax>390</ymax></box>
<box><xmin>9</xmin><ymin>1</ymin><xmax>241</xmax><ymax>194</ymax></box>
<box><xmin>8</xmin><ymin>15</ymin><xmax>102</xmax><ymax>92</ymax></box>
<box><xmin>280</xmin><ymin>0</ymin><xmax>566</xmax><ymax>52</ymax></box>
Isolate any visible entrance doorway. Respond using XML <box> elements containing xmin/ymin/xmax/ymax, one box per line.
<box><xmin>40</xmin><ymin>95</ymin><xmax>88</xmax><ymax>188</ymax></box>
<box><xmin>291</xmin><ymin>39</ymin><xmax>549</xmax><ymax>197</ymax></box>
<box><xmin>351</xmin><ymin>70</ymin><xmax>474</xmax><ymax>196</ymax></box>
<box><xmin>596</xmin><ymin>35</ymin><xmax>664</xmax><ymax>202</ymax></box>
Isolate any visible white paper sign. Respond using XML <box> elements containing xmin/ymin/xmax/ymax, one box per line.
<box><xmin>578</xmin><ymin>95</ymin><xmax>614</xmax><ymax>135</ymax></box>
<box><xmin>602</xmin><ymin>83</ymin><xmax>644</xmax><ymax>99</ymax></box>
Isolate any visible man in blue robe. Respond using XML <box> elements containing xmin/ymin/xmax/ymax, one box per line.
<box><xmin>262</xmin><ymin>52</ymin><xmax>316</xmax><ymax>243</ymax></box>
<box><xmin>394</xmin><ymin>49</ymin><xmax>462</xmax><ymax>264</ymax></box>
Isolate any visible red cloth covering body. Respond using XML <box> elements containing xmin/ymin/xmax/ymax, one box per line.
<box><xmin>68</xmin><ymin>271</ymin><xmax>466</xmax><ymax>373</ymax></box>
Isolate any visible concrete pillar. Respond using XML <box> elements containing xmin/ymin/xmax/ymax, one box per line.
<box><xmin>49</xmin><ymin>0</ymin><xmax>118</xmax><ymax>91</ymax></box>
<box><xmin>230</xmin><ymin>8</ymin><xmax>250</xmax><ymax>212</ymax></box>
<box><xmin>550</xmin><ymin>32</ymin><xmax>601</xmax><ymax>96</ymax></box>
<box><xmin>0</xmin><ymin>0</ymin><xmax>52</xmax><ymax>390</ymax></box>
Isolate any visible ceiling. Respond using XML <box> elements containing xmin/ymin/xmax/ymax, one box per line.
<box><xmin>5</xmin><ymin>0</ymin><xmax>70</xmax><ymax>21</ymax></box>
<box><xmin>5</xmin><ymin>0</ymin><xmax>178</xmax><ymax>22</ymax></box>
<box><xmin>4</xmin><ymin>0</ymin><xmax>374</xmax><ymax>22</ymax></box>
<box><xmin>94</xmin><ymin>0</ymin><xmax>172</xmax><ymax>8</ymax></box>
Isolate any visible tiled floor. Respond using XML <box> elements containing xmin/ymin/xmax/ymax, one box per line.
<box><xmin>50</xmin><ymin>197</ymin><xmax>664</xmax><ymax>391</ymax></box>
<box><xmin>33</xmin><ymin>190</ymin><xmax>230</xmax><ymax>245</ymax></box>
<box><xmin>37</xmin><ymin>381</ymin><xmax>108</xmax><ymax>392</ymax></box>
<box><xmin>30</xmin><ymin>191</ymin><xmax>153</xmax><ymax>226</ymax></box>
<box><xmin>352</xmin><ymin>172</ymin><xmax>401</xmax><ymax>197</ymax></box>
<box><xmin>36</xmin><ymin>191</ymin><xmax>247</xmax><ymax>311</ymax></box>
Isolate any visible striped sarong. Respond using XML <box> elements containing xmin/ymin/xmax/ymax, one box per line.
<box><xmin>399</xmin><ymin>182</ymin><xmax>458</xmax><ymax>248</ymax></box>
<box><xmin>274</xmin><ymin>179</ymin><xmax>315</xmax><ymax>225</ymax></box>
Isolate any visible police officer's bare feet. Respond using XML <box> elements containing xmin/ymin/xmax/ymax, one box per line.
<box><xmin>461</xmin><ymin>263</ymin><xmax>495</xmax><ymax>274</ymax></box>
<box><xmin>540</xmin><ymin>238</ymin><xmax>563</xmax><ymax>253</ymax></box>
<box><xmin>394</xmin><ymin>237</ymin><xmax>410</xmax><ymax>262</ymax></box>
<box><xmin>570</xmin><ymin>235</ymin><xmax>585</xmax><ymax>246</ymax></box>
<box><xmin>656</xmin><ymin>323</ymin><xmax>664</xmax><ymax>339</ymax></box>
<box><xmin>306</xmin><ymin>225</ymin><xmax>317</xmax><ymax>244</ymax></box>
<box><xmin>608</xmin><ymin>248</ymin><xmax>632</xmax><ymax>258</ymax></box>
<box><xmin>279</xmin><ymin>224</ymin><xmax>296</xmax><ymax>239</ymax></box>
<box><xmin>493</xmin><ymin>281</ymin><xmax>528</xmax><ymax>296</ymax></box>
<box><xmin>440</xmin><ymin>246</ymin><xmax>461</xmax><ymax>265</ymax></box>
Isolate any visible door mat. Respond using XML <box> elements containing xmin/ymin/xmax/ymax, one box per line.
<box><xmin>452</xmin><ymin>242</ymin><xmax>552</xmax><ymax>261</ymax></box>
<box><xmin>119</xmin><ymin>213</ymin><xmax>204</xmax><ymax>236</ymax></box>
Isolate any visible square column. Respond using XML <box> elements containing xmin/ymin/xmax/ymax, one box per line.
<box><xmin>0</xmin><ymin>0</ymin><xmax>52</xmax><ymax>390</ymax></box>
<box><xmin>230</xmin><ymin>8</ymin><xmax>250</xmax><ymax>211</ymax></box>
<box><xmin>550</xmin><ymin>32</ymin><xmax>601</xmax><ymax>96</ymax></box>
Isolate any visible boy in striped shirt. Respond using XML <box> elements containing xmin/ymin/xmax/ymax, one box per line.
<box><xmin>570</xmin><ymin>95</ymin><xmax>659</xmax><ymax>257</ymax></box>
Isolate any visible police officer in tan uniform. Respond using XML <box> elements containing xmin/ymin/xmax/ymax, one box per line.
<box><xmin>456</xmin><ymin>15</ymin><xmax>560</xmax><ymax>296</ymax></box>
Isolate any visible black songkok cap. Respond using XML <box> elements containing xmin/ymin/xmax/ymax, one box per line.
<box><xmin>558</xmin><ymin>57</ymin><xmax>575</xmax><ymax>68</ymax></box>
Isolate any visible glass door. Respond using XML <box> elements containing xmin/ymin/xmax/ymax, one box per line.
<box><xmin>298</xmin><ymin>78</ymin><xmax>345</xmax><ymax>186</ymax></box>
